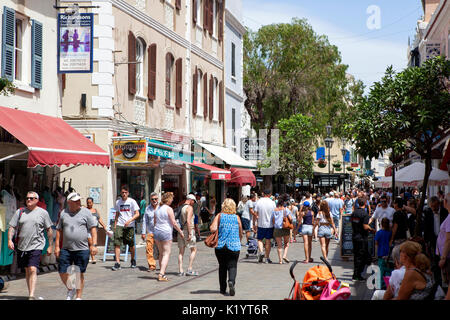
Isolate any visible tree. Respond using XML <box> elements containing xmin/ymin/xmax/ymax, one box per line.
<box><xmin>346</xmin><ymin>56</ymin><xmax>450</xmax><ymax>236</ymax></box>
<box><xmin>278</xmin><ymin>114</ymin><xmax>319</xmax><ymax>186</ymax></box>
<box><xmin>0</xmin><ymin>77</ymin><xmax>14</xmax><ymax>96</ymax></box>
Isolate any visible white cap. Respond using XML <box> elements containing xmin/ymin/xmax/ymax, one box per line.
<box><xmin>329</xmin><ymin>191</ymin><xmax>334</xmax><ymax>196</ymax></box>
<box><xmin>186</xmin><ymin>194</ymin><xmax>197</xmax><ymax>202</ymax></box>
<box><xmin>67</xmin><ymin>192</ymin><xmax>82</xmax><ymax>201</ymax></box>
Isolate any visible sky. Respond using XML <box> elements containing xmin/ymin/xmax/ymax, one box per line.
<box><xmin>242</xmin><ymin>0</ymin><xmax>423</xmax><ymax>93</ymax></box>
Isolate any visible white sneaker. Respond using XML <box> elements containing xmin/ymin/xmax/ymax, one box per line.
<box><xmin>66</xmin><ymin>288</ymin><xmax>76</xmax><ymax>300</ymax></box>
<box><xmin>75</xmin><ymin>298</ymin><xmax>82</xmax><ymax>300</ymax></box>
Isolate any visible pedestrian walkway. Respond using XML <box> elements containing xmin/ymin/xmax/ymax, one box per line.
<box><xmin>0</xmin><ymin>236</ymin><xmax>374</xmax><ymax>300</ymax></box>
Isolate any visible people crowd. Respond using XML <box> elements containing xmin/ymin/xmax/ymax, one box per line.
<box><xmin>0</xmin><ymin>181</ymin><xmax>449</xmax><ymax>300</ymax></box>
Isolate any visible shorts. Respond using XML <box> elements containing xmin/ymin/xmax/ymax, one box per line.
<box><xmin>194</xmin><ymin>214</ymin><xmax>199</xmax><ymax>225</ymax></box>
<box><xmin>302</xmin><ymin>224</ymin><xmax>313</xmax><ymax>236</ymax></box>
<box><xmin>154</xmin><ymin>230</ymin><xmax>173</xmax><ymax>242</ymax></box>
<box><xmin>114</xmin><ymin>226</ymin><xmax>135</xmax><ymax>247</ymax></box>
<box><xmin>177</xmin><ymin>228</ymin><xmax>196</xmax><ymax>249</ymax></box>
<box><xmin>257</xmin><ymin>227</ymin><xmax>274</xmax><ymax>240</ymax></box>
<box><xmin>58</xmin><ymin>249</ymin><xmax>90</xmax><ymax>273</ymax></box>
<box><xmin>241</xmin><ymin>218</ymin><xmax>251</xmax><ymax>231</ymax></box>
<box><xmin>318</xmin><ymin>226</ymin><xmax>333</xmax><ymax>239</ymax></box>
<box><xmin>17</xmin><ymin>250</ymin><xmax>41</xmax><ymax>269</ymax></box>
<box><xmin>333</xmin><ymin>216</ymin><xmax>340</xmax><ymax>229</ymax></box>
<box><xmin>273</xmin><ymin>228</ymin><xmax>290</xmax><ymax>238</ymax></box>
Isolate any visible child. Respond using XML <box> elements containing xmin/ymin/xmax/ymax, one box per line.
<box><xmin>374</xmin><ymin>218</ymin><xmax>392</xmax><ymax>290</ymax></box>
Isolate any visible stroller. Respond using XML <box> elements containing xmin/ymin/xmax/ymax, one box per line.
<box><xmin>245</xmin><ymin>237</ymin><xmax>259</xmax><ymax>259</ymax></box>
<box><xmin>285</xmin><ymin>257</ymin><xmax>351</xmax><ymax>300</ymax></box>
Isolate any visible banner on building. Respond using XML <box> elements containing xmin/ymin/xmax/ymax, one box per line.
<box><xmin>57</xmin><ymin>13</ymin><xmax>93</xmax><ymax>73</ymax></box>
<box><xmin>113</xmin><ymin>140</ymin><xmax>148</xmax><ymax>163</ymax></box>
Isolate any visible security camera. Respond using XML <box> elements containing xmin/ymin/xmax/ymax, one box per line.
<box><xmin>65</xmin><ymin>4</ymin><xmax>79</xmax><ymax>15</ymax></box>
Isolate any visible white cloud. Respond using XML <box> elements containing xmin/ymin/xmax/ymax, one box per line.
<box><xmin>242</xmin><ymin>1</ymin><xmax>410</xmax><ymax>92</ymax></box>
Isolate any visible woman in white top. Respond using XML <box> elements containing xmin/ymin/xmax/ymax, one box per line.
<box><xmin>153</xmin><ymin>192</ymin><xmax>184</xmax><ymax>282</ymax></box>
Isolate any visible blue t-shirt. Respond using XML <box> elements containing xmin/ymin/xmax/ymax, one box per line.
<box><xmin>375</xmin><ymin>229</ymin><xmax>392</xmax><ymax>257</ymax></box>
<box><xmin>327</xmin><ymin>198</ymin><xmax>344</xmax><ymax>218</ymax></box>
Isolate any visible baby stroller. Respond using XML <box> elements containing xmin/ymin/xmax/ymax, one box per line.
<box><xmin>245</xmin><ymin>237</ymin><xmax>259</xmax><ymax>259</ymax></box>
<box><xmin>285</xmin><ymin>257</ymin><xmax>351</xmax><ymax>300</ymax></box>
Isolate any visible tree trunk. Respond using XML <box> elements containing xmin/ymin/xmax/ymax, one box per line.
<box><xmin>392</xmin><ymin>165</ymin><xmax>396</xmax><ymax>199</ymax></box>
<box><xmin>414</xmin><ymin>153</ymin><xmax>432</xmax><ymax>237</ymax></box>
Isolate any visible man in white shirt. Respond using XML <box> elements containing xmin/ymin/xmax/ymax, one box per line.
<box><xmin>242</xmin><ymin>193</ymin><xmax>256</xmax><ymax>244</ymax></box>
<box><xmin>112</xmin><ymin>185</ymin><xmax>140</xmax><ymax>271</ymax></box>
<box><xmin>369</xmin><ymin>195</ymin><xmax>395</xmax><ymax>230</ymax></box>
<box><xmin>254</xmin><ymin>190</ymin><xmax>276</xmax><ymax>264</ymax></box>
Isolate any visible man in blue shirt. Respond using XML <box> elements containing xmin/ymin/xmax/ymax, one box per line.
<box><xmin>326</xmin><ymin>192</ymin><xmax>344</xmax><ymax>242</ymax></box>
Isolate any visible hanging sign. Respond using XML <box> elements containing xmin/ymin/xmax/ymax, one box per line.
<box><xmin>57</xmin><ymin>13</ymin><xmax>93</xmax><ymax>73</ymax></box>
<box><xmin>113</xmin><ymin>140</ymin><xmax>148</xmax><ymax>163</ymax></box>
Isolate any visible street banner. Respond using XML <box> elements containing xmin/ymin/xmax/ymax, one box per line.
<box><xmin>57</xmin><ymin>13</ymin><xmax>93</xmax><ymax>73</ymax></box>
<box><xmin>113</xmin><ymin>140</ymin><xmax>148</xmax><ymax>163</ymax></box>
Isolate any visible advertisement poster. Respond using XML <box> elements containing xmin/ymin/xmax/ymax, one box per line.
<box><xmin>57</xmin><ymin>13</ymin><xmax>93</xmax><ymax>73</ymax></box>
<box><xmin>88</xmin><ymin>187</ymin><xmax>101</xmax><ymax>204</ymax></box>
<box><xmin>113</xmin><ymin>140</ymin><xmax>148</xmax><ymax>163</ymax></box>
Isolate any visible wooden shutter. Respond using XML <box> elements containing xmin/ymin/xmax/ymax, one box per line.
<box><xmin>147</xmin><ymin>43</ymin><xmax>157</xmax><ymax>100</ymax></box>
<box><xmin>62</xmin><ymin>74</ymin><xmax>66</xmax><ymax>91</ymax></box>
<box><xmin>176</xmin><ymin>0</ymin><xmax>181</xmax><ymax>10</ymax></box>
<box><xmin>193</xmin><ymin>0</ymin><xmax>197</xmax><ymax>24</ymax></box>
<box><xmin>219</xmin><ymin>80</ymin><xmax>224</xmax><ymax>122</ymax></box>
<box><xmin>208</xmin><ymin>0</ymin><xmax>213</xmax><ymax>36</ymax></box>
<box><xmin>165</xmin><ymin>53</ymin><xmax>172</xmax><ymax>105</ymax></box>
<box><xmin>31</xmin><ymin>20</ymin><xmax>43</xmax><ymax>89</ymax></box>
<box><xmin>128</xmin><ymin>31</ymin><xmax>136</xmax><ymax>95</ymax></box>
<box><xmin>175</xmin><ymin>58</ymin><xmax>182</xmax><ymax>109</ymax></box>
<box><xmin>203</xmin><ymin>0</ymin><xmax>208</xmax><ymax>31</ymax></box>
<box><xmin>192</xmin><ymin>68</ymin><xmax>198</xmax><ymax>115</ymax></box>
<box><xmin>203</xmin><ymin>72</ymin><xmax>208</xmax><ymax>118</ymax></box>
<box><xmin>1</xmin><ymin>6</ymin><xmax>15</xmax><ymax>81</ymax></box>
<box><xmin>218</xmin><ymin>1</ymin><xmax>223</xmax><ymax>41</ymax></box>
<box><xmin>209</xmin><ymin>75</ymin><xmax>213</xmax><ymax>120</ymax></box>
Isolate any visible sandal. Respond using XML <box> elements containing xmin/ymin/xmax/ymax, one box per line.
<box><xmin>283</xmin><ymin>257</ymin><xmax>290</xmax><ymax>263</ymax></box>
<box><xmin>186</xmin><ymin>270</ymin><xmax>199</xmax><ymax>276</ymax></box>
<box><xmin>309</xmin><ymin>258</ymin><xmax>314</xmax><ymax>263</ymax></box>
<box><xmin>177</xmin><ymin>272</ymin><xmax>185</xmax><ymax>277</ymax></box>
<box><xmin>158</xmin><ymin>274</ymin><xmax>169</xmax><ymax>282</ymax></box>
<box><xmin>301</xmin><ymin>260</ymin><xmax>309</xmax><ymax>264</ymax></box>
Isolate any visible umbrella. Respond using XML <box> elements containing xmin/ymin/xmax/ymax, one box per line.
<box><xmin>394</xmin><ymin>162</ymin><xmax>449</xmax><ymax>187</ymax></box>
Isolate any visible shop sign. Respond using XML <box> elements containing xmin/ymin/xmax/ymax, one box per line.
<box><xmin>148</xmin><ymin>140</ymin><xmax>193</xmax><ymax>163</ymax></box>
<box><xmin>211</xmin><ymin>173</ymin><xmax>231</xmax><ymax>180</ymax></box>
<box><xmin>57</xmin><ymin>13</ymin><xmax>93</xmax><ymax>73</ymax></box>
<box><xmin>351</xmin><ymin>163</ymin><xmax>359</xmax><ymax>167</ymax></box>
<box><xmin>148</xmin><ymin>146</ymin><xmax>175</xmax><ymax>159</ymax></box>
<box><xmin>113</xmin><ymin>140</ymin><xmax>148</xmax><ymax>163</ymax></box>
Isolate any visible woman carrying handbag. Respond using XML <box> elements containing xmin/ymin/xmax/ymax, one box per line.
<box><xmin>272</xmin><ymin>194</ymin><xmax>293</xmax><ymax>264</ymax></box>
<box><xmin>209</xmin><ymin>198</ymin><xmax>242</xmax><ymax>296</ymax></box>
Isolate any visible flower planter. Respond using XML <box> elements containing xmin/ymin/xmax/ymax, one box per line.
<box><xmin>346</xmin><ymin>167</ymin><xmax>353</xmax><ymax>171</ymax></box>
<box><xmin>318</xmin><ymin>163</ymin><xmax>327</xmax><ymax>168</ymax></box>
<box><xmin>334</xmin><ymin>167</ymin><xmax>342</xmax><ymax>172</ymax></box>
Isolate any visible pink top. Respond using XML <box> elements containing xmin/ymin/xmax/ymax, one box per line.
<box><xmin>436</xmin><ymin>214</ymin><xmax>450</xmax><ymax>258</ymax></box>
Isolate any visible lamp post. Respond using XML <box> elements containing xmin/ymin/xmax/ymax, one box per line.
<box><xmin>341</xmin><ymin>138</ymin><xmax>347</xmax><ymax>193</ymax></box>
<box><xmin>324</xmin><ymin>125</ymin><xmax>334</xmax><ymax>191</ymax></box>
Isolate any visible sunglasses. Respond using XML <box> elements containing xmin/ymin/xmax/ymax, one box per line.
<box><xmin>26</xmin><ymin>197</ymin><xmax>37</xmax><ymax>200</ymax></box>
<box><xmin>151</xmin><ymin>198</ymin><xmax>158</xmax><ymax>201</ymax></box>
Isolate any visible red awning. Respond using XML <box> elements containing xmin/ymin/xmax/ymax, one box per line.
<box><xmin>190</xmin><ymin>161</ymin><xmax>231</xmax><ymax>180</ymax></box>
<box><xmin>0</xmin><ymin>106</ymin><xmax>110</xmax><ymax>168</ymax></box>
<box><xmin>440</xmin><ymin>142</ymin><xmax>450</xmax><ymax>171</ymax></box>
<box><xmin>228</xmin><ymin>167</ymin><xmax>256</xmax><ymax>187</ymax></box>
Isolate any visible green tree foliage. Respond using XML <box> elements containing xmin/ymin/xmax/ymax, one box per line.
<box><xmin>0</xmin><ymin>77</ymin><xmax>14</xmax><ymax>96</ymax></box>
<box><xmin>346</xmin><ymin>56</ymin><xmax>450</xmax><ymax>236</ymax></box>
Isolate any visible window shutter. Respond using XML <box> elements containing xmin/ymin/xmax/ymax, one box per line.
<box><xmin>1</xmin><ymin>6</ymin><xmax>15</xmax><ymax>81</ymax></box>
<box><xmin>209</xmin><ymin>75</ymin><xmax>213</xmax><ymax>120</ymax></box>
<box><xmin>165</xmin><ymin>53</ymin><xmax>171</xmax><ymax>106</ymax></box>
<box><xmin>192</xmin><ymin>0</ymin><xmax>197</xmax><ymax>24</ymax></box>
<box><xmin>147</xmin><ymin>43</ymin><xmax>157</xmax><ymax>100</ymax></box>
<box><xmin>218</xmin><ymin>1</ymin><xmax>223</xmax><ymax>41</ymax></box>
<box><xmin>316</xmin><ymin>147</ymin><xmax>325</xmax><ymax>160</ymax></box>
<box><xmin>128</xmin><ymin>31</ymin><xmax>136</xmax><ymax>95</ymax></box>
<box><xmin>175</xmin><ymin>58</ymin><xmax>182</xmax><ymax>109</ymax></box>
<box><xmin>219</xmin><ymin>80</ymin><xmax>223</xmax><ymax>122</ymax></box>
<box><xmin>208</xmin><ymin>0</ymin><xmax>213</xmax><ymax>36</ymax></box>
<box><xmin>192</xmin><ymin>67</ymin><xmax>198</xmax><ymax>116</ymax></box>
<box><xmin>176</xmin><ymin>0</ymin><xmax>181</xmax><ymax>10</ymax></box>
<box><xmin>203</xmin><ymin>72</ymin><xmax>208</xmax><ymax>118</ymax></box>
<box><xmin>31</xmin><ymin>20</ymin><xmax>43</xmax><ymax>89</ymax></box>
<box><xmin>203</xmin><ymin>0</ymin><xmax>208</xmax><ymax>31</ymax></box>
<box><xmin>62</xmin><ymin>74</ymin><xmax>66</xmax><ymax>91</ymax></box>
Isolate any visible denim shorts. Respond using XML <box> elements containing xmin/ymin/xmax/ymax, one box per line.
<box><xmin>257</xmin><ymin>227</ymin><xmax>274</xmax><ymax>240</ymax></box>
<box><xmin>241</xmin><ymin>218</ymin><xmax>251</xmax><ymax>231</ymax></box>
<box><xmin>58</xmin><ymin>249</ymin><xmax>90</xmax><ymax>274</ymax></box>
<box><xmin>318</xmin><ymin>226</ymin><xmax>333</xmax><ymax>239</ymax></box>
<box><xmin>302</xmin><ymin>224</ymin><xmax>313</xmax><ymax>236</ymax></box>
<box><xmin>333</xmin><ymin>216</ymin><xmax>340</xmax><ymax>229</ymax></box>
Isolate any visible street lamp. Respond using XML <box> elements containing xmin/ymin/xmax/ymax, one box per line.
<box><xmin>324</xmin><ymin>125</ymin><xmax>334</xmax><ymax>191</ymax></box>
<box><xmin>341</xmin><ymin>138</ymin><xmax>347</xmax><ymax>193</ymax></box>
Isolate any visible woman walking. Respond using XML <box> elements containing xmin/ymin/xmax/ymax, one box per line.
<box><xmin>86</xmin><ymin>197</ymin><xmax>108</xmax><ymax>264</ymax></box>
<box><xmin>271</xmin><ymin>195</ymin><xmax>292</xmax><ymax>264</ymax></box>
<box><xmin>153</xmin><ymin>192</ymin><xmax>184</xmax><ymax>282</ymax></box>
<box><xmin>210</xmin><ymin>198</ymin><xmax>242</xmax><ymax>296</ymax></box>
<box><xmin>314</xmin><ymin>200</ymin><xmax>336</xmax><ymax>262</ymax></box>
<box><xmin>299</xmin><ymin>201</ymin><xmax>315</xmax><ymax>263</ymax></box>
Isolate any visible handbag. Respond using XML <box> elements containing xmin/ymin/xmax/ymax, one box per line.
<box><xmin>204</xmin><ymin>213</ymin><xmax>221</xmax><ymax>248</ymax></box>
<box><xmin>12</xmin><ymin>207</ymin><xmax>26</xmax><ymax>249</ymax></box>
<box><xmin>282</xmin><ymin>209</ymin><xmax>294</xmax><ymax>230</ymax></box>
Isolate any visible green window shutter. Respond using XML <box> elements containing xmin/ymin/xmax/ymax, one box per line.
<box><xmin>1</xmin><ymin>6</ymin><xmax>15</xmax><ymax>81</ymax></box>
<box><xmin>31</xmin><ymin>19</ymin><xmax>43</xmax><ymax>89</ymax></box>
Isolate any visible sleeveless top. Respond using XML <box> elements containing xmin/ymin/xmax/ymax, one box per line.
<box><xmin>180</xmin><ymin>204</ymin><xmax>194</xmax><ymax>230</ymax></box>
<box><xmin>409</xmin><ymin>268</ymin><xmax>434</xmax><ymax>300</ymax></box>
<box><xmin>154</xmin><ymin>205</ymin><xmax>173</xmax><ymax>235</ymax></box>
<box><xmin>303</xmin><ymin>210</ymin><xmax>313</xmax><ymax>225</ymax></box>
<box><xmin>217</xmin><ymin>214</ymin><xmax>241</xmax><ymax>252</ymax></box>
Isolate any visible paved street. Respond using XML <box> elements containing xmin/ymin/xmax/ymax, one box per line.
<box><xmin>0</xmin><ymin>236</ymin><xmax>372</xmax><ymax>300</ymax></box>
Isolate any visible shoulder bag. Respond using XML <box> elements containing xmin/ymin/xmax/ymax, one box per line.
<box><xmin>204</xmin><ymin>213</ymin><xmax>221</xmax><ymax>248</ymax></box>
<box><xmin>12</xmin><ymin>207</ymin><xmax>26</xmax><ymax>250</ymax></box>
<box><xmin>282</xmin><ymin>209</ymin><xmax>294</xmax><ymax>230</ymax></box>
